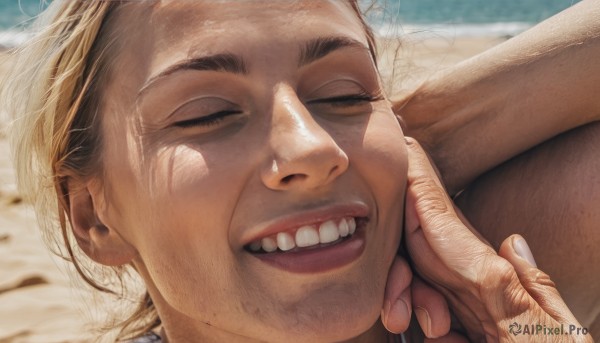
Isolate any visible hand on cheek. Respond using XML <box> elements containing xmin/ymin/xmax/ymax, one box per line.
<box><xmin>399</xmin><ymin>137</ymin><xmax>590</xmax><ymax>342</ymax></box>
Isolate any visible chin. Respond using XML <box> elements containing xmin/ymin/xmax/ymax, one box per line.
<box><xmin>267</xmin><ymin>279</ymin><xmax>384</xmax><ymax>342</ymax></box>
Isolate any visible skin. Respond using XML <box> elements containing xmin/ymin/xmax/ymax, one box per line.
<box><xmin>401</xmin><ymin>139</ymin><xmax>591</xmax><ymax>343</ymax></box>
<box><xmin>58</xmin><ymin>1</ymin><xmax>595</xmax><ymax>341</ymax></box>
<box><xmin>390</xmin><ymin>0</ymin><xmax>600</xmax><ymax>338</ymax></box>
<box><xmin>455</xmin><ymin>122</ymin><xmax>600</xmax><ymax>339</ymax></box>
<box><xmin>67</xmin><ymin>1</ymin><xmax>407</xmax><ymax>342</ymax></box>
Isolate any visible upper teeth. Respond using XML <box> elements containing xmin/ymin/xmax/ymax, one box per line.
<box><xmin>249</xmin><ymin>217</ymin><xmax>357</xmax><ymax>253</ymax></box>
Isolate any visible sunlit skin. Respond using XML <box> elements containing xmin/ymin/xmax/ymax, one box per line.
<box><xmin>78</xmin><ymin>1</ymin><xmax>408</xmax><ymax>342</ymax></box>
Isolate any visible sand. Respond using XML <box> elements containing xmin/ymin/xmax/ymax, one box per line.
<box><xmin>0</xmin><ymin>36</ymin><xmax>504</xmax><ymax>343</ymax></box>
<box><xmin>0</xmin><ymin>49</ymin><xmax>103</xmax><ymax>343</ymax></box>
<box><xmin>378</xmin><ymin>36</ymin><xmax>506</xmax><ymax>98</ymax></box>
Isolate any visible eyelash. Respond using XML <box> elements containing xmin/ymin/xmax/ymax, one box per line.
<box><xmin>307</xmin><ymin>92</ymin><xmax>383</xmax><ymax>107</ymax></box>
<box><xmin>172</xmin><ymin>92</ymin><xmax>381</xmax><ymax>128</ymax></box>
<box><xmin>173</xmin><ymin>110</ymin><xmax>241</xmax><ymax>128</ymax></box>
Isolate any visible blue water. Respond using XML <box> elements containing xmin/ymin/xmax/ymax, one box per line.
<box><xmin>0</xmin><ymin>0</ymin><xmax>47</xmax><ymax>46</ymax></box>
<box><xmin>364</xmin><ymin>0</ymin><xmax>581</xmax><ymax>37</ymax></box>
<box><xmin>0</xmin><ymin>0</ymin><xmax>45</xmax><ymax>29</ymax></box>
<box><xmin>376</xmin><ymin>0</ymin><xmax>580</xmax><ymax>24</ymax></box>
<box><xmin>0</xmin><ymin>0</ymin><xmax>582</xmax><ymax>47</ymax></box>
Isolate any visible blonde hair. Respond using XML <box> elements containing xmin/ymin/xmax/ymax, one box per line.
<box><xmin>2</xmin><ymin>0</ymin><xmax>378</xmax><ymax>340</ymax></box>
<box><xmin>3</xmin><ymin>0</ymin><xmax>158</xmax><ymax>340</ymax></box>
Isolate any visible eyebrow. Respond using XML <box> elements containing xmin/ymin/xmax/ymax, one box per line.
<box><xmin>138</xmin><ymin>53</ymin><xmax>247</xmax><ymax>95</ymax></box>
<box><xmin>138</xmin><ymin>36</ymin><xmax>369</xmax><ymax>96</ymax></box>
<box><xmin>299</xmin><ymin>36</ymin><xmax>369</xmax><ymax>67</ymax></box>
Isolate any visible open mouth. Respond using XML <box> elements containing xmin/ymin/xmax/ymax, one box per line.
<box><xmin>244</xmin><ymin>216</ymin><xmax>368</xmax><ymax>254</ymax></box>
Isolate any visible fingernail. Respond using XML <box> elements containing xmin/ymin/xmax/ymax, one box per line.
<box><xmin>382</xmin><ymin>299</ymin><xmax>410</xmax><ymax>333</ymax></box>
<box><xmin>381</xmin><ymin>300</ymin><xmax>391</xmax><ymax>325</ymax></box>
<box><xmin>396</xmin><ymin>298</ymin><xmax>410</xmax><ymax>317</ymax></box>
<box><xmin>513</xmin><ymin>236</ymin><xmax>537</xmax><ymax>268</ymax></box>
<box><xmin>415</xmin><ymin>306</ymin><xmax>431</xmax><ymax>337</ymax></box>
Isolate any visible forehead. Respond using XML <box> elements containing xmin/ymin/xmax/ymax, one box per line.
<box><xmin>147</xmin><ymin>1</ymin><xmax>363</xmax><ymax>38</ymax></box>
<box><xmin>112</xmin><ymin>1</ymin><xmax>367</xmax><ymax>76</ymax></box>
<box><xmin>115</xmin><ymin>0</ymin><xmax>366</xmax><ymax>60</ymax></box>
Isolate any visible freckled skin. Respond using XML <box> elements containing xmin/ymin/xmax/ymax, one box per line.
<box><xmin>456</xmin><ymin>122</ymin><xmax>600</xmax><ymax>338</ymax></box>
<box><xmin>91</xmin><ymin>1</ymin><xmax>406</xmax><ymax>342</ymax></box>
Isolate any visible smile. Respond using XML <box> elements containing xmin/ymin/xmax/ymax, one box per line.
<box><xmin>246</xmin><ymin>217</ymin><xmax>359</xmax><ymax>253</ymax></box>
<box><xmin>247</xmin><ymin>218</ymin><xmax>367</xmax><ymax>273</ymax></box>
<box><xmin>242</xmin><ymin>203</ymin><xmax>370</xmax><ymax>273</ymax></box>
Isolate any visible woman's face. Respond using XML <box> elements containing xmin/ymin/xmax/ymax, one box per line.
<box><xmin>94</xmin><ymin>1</ymin><xmax>407</xmax><ymax>341</ymax></box>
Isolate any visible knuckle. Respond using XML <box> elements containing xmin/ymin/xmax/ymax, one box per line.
<box><xmin>477</xmin><ymin>256</ymin><xmax>516</xmax><ymax>294</ymax></box>
<box><xmin>404</xmin><ymin>136</ymin><xmax>419</xmax><ymax>146</ymax></box>
<box><xmin>524</xmin><ymin>269</ymin><xmax>556</xmax><ymax>289</ymax></box>
<box><xmin>411</xmin><ymin>178</ymin><xmax>450</xmax><ymax>217</ymax></box>
<box><xmin>478</xmin><ymin>256</ymin><xmax>532</xmax><ymax>316</ymax></box>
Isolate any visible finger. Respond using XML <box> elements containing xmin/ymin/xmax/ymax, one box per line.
<box><xmin>499</xmin><ymin>234</ymin><xmax>581</xmax><ymax>325</ymax></box>
<box><xmin>453</xmin><ymin>204</ymin><xmax>493</xmax><ymax>248</ymax></box>
<box><xmin>405</xmin><ymin>137</ymin><xmax>473</xmax><ymax>242</ymax></box>
<box><xmin>412</xmin><ymin>276</ymin><xmax>451</xmax><ymax>338</ymax></box>
<box><xmin>404</xmin><ymin>137</ymin><xmax>494</xmax><ymax>278</ymax></box>
<box><xmin>382</xmin><ymin>255</ymin><xmax>413</xmax><ymax>333</ymax></box>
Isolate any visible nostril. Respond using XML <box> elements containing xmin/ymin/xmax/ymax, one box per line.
<box><xmin>329</xmin><ymin>166</ymin><xmax>339</xmax><ymax>178</ymax></box>
<box><xmin>281</xmin><ymin>175</ymin><xmax>294</xmax><ymax>184</ymax></box>
<box><xmin>281</xmin><ymin>174</ymin><xmax>305</xmax><ymax>185</ymax></box>
<box><xmin>279</xmin><ymin>166</ymin><xmax>340</xmax><ymax>186</ymax></box>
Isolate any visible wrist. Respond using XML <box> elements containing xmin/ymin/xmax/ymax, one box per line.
<box><xmin>398</xmin><ymin>71</ymin><xmax>505</xmax><ymax>194</ymax></box>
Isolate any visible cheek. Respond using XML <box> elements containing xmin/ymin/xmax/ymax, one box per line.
<box><xmin>359</xmin><ymin>109</ymin><xmax>408</xmax><ymax>203</ymax></box>
<box><xmin>122</xmin><ymin>144</ymin><xmax>249</xmax><ymax>312</ymax></box>
<box><xmin>103</xmin><ymin>138</ymin><xmax>243</xmax><ymax>264</ymax></box>
<box><xmin>132</xmin><ymin>144</ymin><xmax>242</xmax><ymax>251</ymax></box>
<box><xmin>352</xmin><ymin>109</ymin><xmax>407</xmax><ymax>259</ymax></box>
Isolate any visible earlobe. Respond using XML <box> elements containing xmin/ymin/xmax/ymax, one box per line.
<box><xmin>67</xmin><ymin>178</ymin><xmax>137</xmax><ymax>266</ymax></box>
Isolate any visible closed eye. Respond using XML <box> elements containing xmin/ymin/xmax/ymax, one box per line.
<box><xmin>172</xmin><ymin>110</ymin><xmax>242</xmax><ymax>128</ymax></box>
<box><xmin>307</xmin><ymin>92</ymin><xmax>383</xmax><ymax>107</ymax></box>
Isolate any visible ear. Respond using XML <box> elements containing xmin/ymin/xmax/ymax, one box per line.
<box><xmin>66</xmin><ymin>178</ymin><xmax>137</xmax><ymax>266</ymax></box>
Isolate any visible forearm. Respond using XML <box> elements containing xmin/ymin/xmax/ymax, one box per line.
<box><xmin>455</xmin><ymin>121</ymin><xmax>600</xmax><ymax>337</ymax></box>
<box><xmin>396</xmin><ymin>0</ymin><xmax>600</xmax><ymax>194</ymax></box>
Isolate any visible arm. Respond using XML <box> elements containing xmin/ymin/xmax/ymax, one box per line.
<box><xmin>402</xmin><ymin>139</ymin><xmax>593</xmax><ymax>342</ymax></box>
<box><xmin>395</xmin><ymin>0</ymin><xmax>600</xmax><ymax>194</ymax></box>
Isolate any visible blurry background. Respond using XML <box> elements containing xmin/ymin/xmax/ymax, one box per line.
<box><xmin>368</xmin><ymin>0</ymin><xmax>580</xmax><ymax>36</ymax></box>
<box><xmin>356</xmin><ymin>0</ymin><xmax>583</xmax><ymax>94</ymax></box>
<box><xmin>0</xmin><ymin>0</ymin><xmax>583</xmax><ymax>48</ymax></box>
<box><xmin>0</xmin><ymin>0</ymin><xmax>47</xmax><ymax>48</ymax></box>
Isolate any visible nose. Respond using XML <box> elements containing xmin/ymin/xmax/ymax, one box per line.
<box><xmin>261</xmin><ymin>87</ymin><xmax>349</xmax><ymax>191</ymax></box>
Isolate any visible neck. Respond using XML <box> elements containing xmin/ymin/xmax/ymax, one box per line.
<box><xmin>158</xmin><ymin>318</ymin><xmax>393</xmax><ymax>343</ymax></box>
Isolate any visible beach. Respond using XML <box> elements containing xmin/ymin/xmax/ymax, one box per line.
<box><xmin>0</xmin><ymin>36</ymin><xmax>505</xmax><ymax>343</ymax></box>
<box><xmin>0</xmin><ymin>48</ymin><xmax>106</xmax><ymax>343</ymax></box>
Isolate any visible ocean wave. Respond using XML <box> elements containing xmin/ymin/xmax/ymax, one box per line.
<box><xmin>375</xmin><ymin>22</ymin><xmax>532</xmax><ymax>38</ymax></box>
<box><xmin>0</xmin><ymin>21</ymin><xmax>532</xmax><ymax>49</ymax></box>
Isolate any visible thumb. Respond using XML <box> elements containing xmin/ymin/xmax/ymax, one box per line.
<box><xmin>499</xmin><ymin>234</ymin><xmax>579</xmax><ymax>324</ymax></box>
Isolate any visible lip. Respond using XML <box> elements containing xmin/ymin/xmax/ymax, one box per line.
<box><xmin>240</xmin><ymin>202</ymin><xmax>370</xmax><ymax>273</ymax></box>
<box><xmin>239</xmin><ymin>201</ymin><xmax>370</xmax><ymax>247</ymax></box>
<box><xmin>250</xmin><ymin>219</ymin><xmax>368</xmax><ymax>273</ymax></box>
